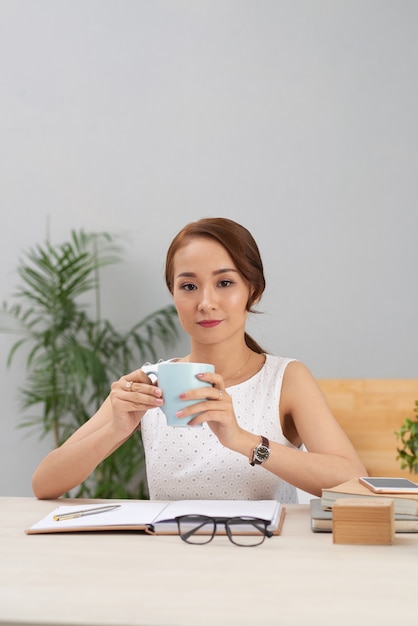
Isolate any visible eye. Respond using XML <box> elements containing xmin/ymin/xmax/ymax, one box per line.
<box><xmin>218</xmin><ymin>279</ymin><xmax>234</xmax><ymax>288</ymax></box>
<box><xmin>180</xmin><ymin>282</ymin><xmax>197</xmax><ymax>291</ymax></box>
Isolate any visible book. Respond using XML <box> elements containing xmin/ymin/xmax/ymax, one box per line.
<box><xmin>321</xmin><ymin>478</ymin><xmax>418</xmax><ymax>516</ymax></box>
<box><xmin>310</xmin><ymin>498</ymin><xmax>418</xmax><ymax>533</ymax></box>
<box><xmin>26</xmin><ymin>499</ymin><xmax>285</xmax><ymax>536</ymax></box>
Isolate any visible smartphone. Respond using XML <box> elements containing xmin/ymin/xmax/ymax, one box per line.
<box><xmin>359</xmin><ymin>477</ymin><xmax>418</xmax><ymax>494</ymax></box>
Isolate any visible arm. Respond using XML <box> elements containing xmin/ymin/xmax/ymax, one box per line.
<box><xmin>182</xmin><ymin>361</ymin><xmax>367</xmax><ymax>497</ymax></box>
<box><xmin>271</xmin><ymin>361</ymin><xmax>368</xmax><ymax>494</ymax></box>
<box><xmin>239</xmin><ymin>361</ymin><xmax>367</xmax><ymax>496</ymax></box>
<box><xmin>32</xmin><ymin>369</ymin><xmax>163</xmax><ymax>499</ymax></box>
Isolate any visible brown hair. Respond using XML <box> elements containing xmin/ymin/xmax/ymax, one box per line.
<box><xmin>165</xmin><ymin>217</ymin><xmax>267</xmax><ymax>354</ymax></box>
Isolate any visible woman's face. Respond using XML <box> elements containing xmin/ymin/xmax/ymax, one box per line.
<box><xmin>171</xmin><ymin>237</ymin><xmax>251</xmax><ymax>347</ymax></box>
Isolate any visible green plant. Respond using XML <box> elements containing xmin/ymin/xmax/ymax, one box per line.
<box><xmin>395</xmin><ymin>401</ymin><xmax>418</xmax><ymax>474</ymax></box>
<box><xmin>0</xmin><ymin>229</ymin><xmax>179</xmax><ymax>498</ymax></box>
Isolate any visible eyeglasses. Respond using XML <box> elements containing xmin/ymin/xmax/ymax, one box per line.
<box><xmin>175</xmin><ymin>514</ymin><xmax>273</xmax><ymax>547</ymax></box>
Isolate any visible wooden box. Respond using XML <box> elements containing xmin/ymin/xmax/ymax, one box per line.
<box><xmin>332</xmin><ymin>497</ymin><xmax>395</xmax><ymax>545</ymax></box>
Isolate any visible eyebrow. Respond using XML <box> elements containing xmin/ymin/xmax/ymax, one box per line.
<box><xmin>176</xmin><ymin>268</ymin><xmax>239</xmax><ymax>278</ymax></box>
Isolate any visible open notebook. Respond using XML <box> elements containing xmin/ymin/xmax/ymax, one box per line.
<box><xmin>26</xmin><ymin>499</ymin><xmax>285</xmax><ymax>535</ymax></box>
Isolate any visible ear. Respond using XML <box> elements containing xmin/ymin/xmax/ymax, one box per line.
<box><xmin>250</xmin><ymin>288</ymin><xmax>260</xmax><ymax>305</ymax></box>
<box><xmin>247</xmin><ymin>291</ymin><xmax>260</xmax><ymax>312</ymax></box>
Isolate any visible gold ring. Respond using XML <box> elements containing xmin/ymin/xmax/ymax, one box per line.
<box><xmin>125</xmin><ymin>380</ymin><xmax>133</xmax><ymax>391</ymax></box>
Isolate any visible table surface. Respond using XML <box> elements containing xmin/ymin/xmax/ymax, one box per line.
<box><xmin>0</xmin><ymin>497</ymin><xmax>416</xmax><ymax>626</ymax></box>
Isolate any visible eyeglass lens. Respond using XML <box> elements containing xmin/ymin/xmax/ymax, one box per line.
<box><xmin>177</xmin><ymin>515</ymin><xmax>216</xmax><ymax>544</ymax></box>
<box><xmin>176</xmin><ymin>515</ymin><xmax>270</xmax><ymax>547</ymax></box>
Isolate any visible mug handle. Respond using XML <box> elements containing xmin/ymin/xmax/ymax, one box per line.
<box><xmin>146</xmin><ymin>369</ymin><xmax>158</xmax><ymax>381</ymax></box>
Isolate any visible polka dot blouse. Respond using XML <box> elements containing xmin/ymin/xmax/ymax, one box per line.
<box><xmin>141</xmin><ymin>354</ymin><xmax>299</xmax><ymax>503</ymax></box>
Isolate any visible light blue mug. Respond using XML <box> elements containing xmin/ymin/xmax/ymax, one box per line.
<box><xmin>147</xmin><ymin>362</ymin><xmax>215</xmax><ymax>427</ymax></box>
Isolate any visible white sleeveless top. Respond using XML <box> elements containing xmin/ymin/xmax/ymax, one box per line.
<box><xmin>140</xmin><ymin>354</ymin><xmax>299</xmax><ymax>503</ymax></box>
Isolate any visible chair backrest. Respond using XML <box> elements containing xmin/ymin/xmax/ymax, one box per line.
<box><xmin>317</xmin><ymin>379</ymin><xmax>418</xmax><ymax>477</ymax></box>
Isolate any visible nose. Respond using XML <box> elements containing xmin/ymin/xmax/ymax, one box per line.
<box><xmin>198</xmin><ymin>286</ymin><xmax>218</xmax><ymax>312</ymax></box>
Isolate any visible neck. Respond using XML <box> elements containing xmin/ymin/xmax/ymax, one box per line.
<box><xmin>186</xmin><ymin>342</ymin><xmax>256</xmax><ymax>385</ymax></box>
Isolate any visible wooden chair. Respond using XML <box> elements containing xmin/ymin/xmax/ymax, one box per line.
<box><xmin>317</xmin><ymin>379</ymin><xmax>418</xmax><ymax>478</ymax></box>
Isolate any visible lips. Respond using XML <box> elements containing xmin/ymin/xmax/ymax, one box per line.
<box><xmin>197</xmin><ymin>320</ymin><xmax>222</xmax><ymax>328</ymax></box>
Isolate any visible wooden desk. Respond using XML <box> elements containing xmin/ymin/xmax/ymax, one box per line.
<box><xmin>0</xmin><ymin>497</ymin><xmax>416</xmax><ymax>626</ymax></box>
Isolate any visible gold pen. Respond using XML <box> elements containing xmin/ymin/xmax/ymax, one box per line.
<box><xmin>53</xmin><ymin>504</ymin><xmax>121</xmax><ymax>521</ymax></box>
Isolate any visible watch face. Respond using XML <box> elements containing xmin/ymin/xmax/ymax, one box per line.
<box><xmin>256</xmin><ymin>445</ymin><xmax>270</xmax><ymax>462</ymax></box>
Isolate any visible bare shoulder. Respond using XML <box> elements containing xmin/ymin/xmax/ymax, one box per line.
<box><xmin>282</xmin><ymin>360</ymin><xmax>323</xmax><ymax>397</ymax></box>
<box><xmin>280</xmin><ymin>360</ymin><xmax>331</xmax><ymax>421</ymax></box>
<box><xmin>283</xmin><ymin>359</ymin><xmax>315</xmax><ymax>380</ymax></box>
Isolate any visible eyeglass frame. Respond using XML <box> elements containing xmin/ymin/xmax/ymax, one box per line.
<box><xmin>175</xmin><ymin>514</ymin><xmax>274</xmax><ymax>547</ymax></box>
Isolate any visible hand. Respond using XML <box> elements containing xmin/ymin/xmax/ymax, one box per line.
<box><xmin>109</xmin><ymin>368</ymin><xmax>163</xmax><ymax>437</ymax></box>
<box><xmin>176</xmin><ymin>371</ymin><xmax>244</xmax><ymax>449</ymax></box>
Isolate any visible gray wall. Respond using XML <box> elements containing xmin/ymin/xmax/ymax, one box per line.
<box><xmin>1</xmin><ymin>0</ymin><xmax>417</xmax><ymax>496</ymax></box>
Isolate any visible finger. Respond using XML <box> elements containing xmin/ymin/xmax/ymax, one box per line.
<box><xmin>112</xmin><ymin>387</ymin><xmax>163</xmax><ymax>411</ymax></box>
<box><xmin>123</xmin><ymin>368</ymin><xmax>155</xmax><ymax>385</ymax></box>
<box><xmin>177</xmin><ymin>391</ymin><xmax>228</xmax><ymax>420</ymax></box>
<box><xmin>112</xmin><ymin>375</ymin><xmax>162</xmax><ymax>402</ymax></box>
<box><xmin>120</xmin><ymin>370</ymin><xmax>160</xmax><ymax>390</ymax></box>
<box><xmin>179</xmin><ymin>384</ymin><xmax>227</xmax><ymax>403</ymax></box>
<box><xmin>196</xmin><ymin>371</ymin><xmax>225</xmax><ymax>389</ymax></box>
<box><xmin>118</xmin><ymin>393</ymin><xmax>163</xmax><ymax>411</ymax></box>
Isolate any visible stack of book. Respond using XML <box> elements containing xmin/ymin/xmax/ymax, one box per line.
<box><xmin>311</xmin><ymin>478</ymin><xmax>418</xmax><ymax>534</ymax></box>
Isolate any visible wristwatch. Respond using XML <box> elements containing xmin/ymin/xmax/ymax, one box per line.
<box><xmin>249</xmin><ymin>435</ymin><xmax>270</xmax><ymax>466</ymax></box>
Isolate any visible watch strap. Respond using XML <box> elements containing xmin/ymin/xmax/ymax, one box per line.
<box><xmin>259</xmin><ymin>435</ymin><xmax>269</xmax><ymax>450</ymax></box>
<box><xmin>249</xmin><ymin>435</ymin><xmax>270</xmax><ymax>466</ymax></box>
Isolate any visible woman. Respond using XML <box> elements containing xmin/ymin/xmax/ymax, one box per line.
<box><xmin>32</xmin><ymin>217</ymin><xmax>366</xmax><ymax>501</ymax></box>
